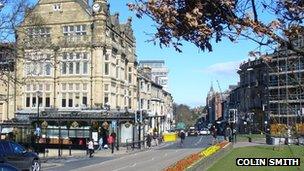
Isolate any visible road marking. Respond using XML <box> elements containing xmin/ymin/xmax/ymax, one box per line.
<box><xmin>194</xmin><ymin>136</ymin><xmax>204</xmax><ymax>146</ymax></box>
<box><xmin>131</xmin><ymin>163</ymin><xmax>137</xmax><ymax>167</ymax></box>
<box><xmin>112</xmin><ymin>165</ymin><xmax>130</xmax><ymax>171</ymax></box>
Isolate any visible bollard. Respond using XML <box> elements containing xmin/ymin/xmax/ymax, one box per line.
<box><xmin>69</xmin><ymin>146</ymin><xmax>72</xmax><ymax>156</ymax></box>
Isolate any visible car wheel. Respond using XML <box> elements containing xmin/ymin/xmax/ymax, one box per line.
<box><xmin>31</xmin><ymin>160</ymin><xmax>40</xmax><ymax>171</ymax></box>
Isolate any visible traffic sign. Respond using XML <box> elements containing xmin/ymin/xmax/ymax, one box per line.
<box><xmin>112</xmin><ymin>120</ymin><xmax>117</xmax><ymax>128</ymax></box>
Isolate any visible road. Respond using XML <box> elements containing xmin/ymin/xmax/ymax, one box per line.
<box><xmin>46</xmin><ymin>135</ymin><xmax>213</xmax><ymax>171</ymax></box>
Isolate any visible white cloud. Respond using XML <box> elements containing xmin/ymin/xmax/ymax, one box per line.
<box><xmin>202</xmin><ymin>60</ymin><xmax>241</xmax><ymax>76</ymax></box>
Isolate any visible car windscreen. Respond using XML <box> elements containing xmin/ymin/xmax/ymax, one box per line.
<box><xmin>10</xmin><ymin>143</ymin><xmax>25</xmax><ymax>154</ymax></box>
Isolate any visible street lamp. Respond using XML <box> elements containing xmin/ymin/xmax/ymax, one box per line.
<box><xmin>264</xmin><ymin>121</ymin><xmax>268</xmax><ymax>133</ymax></box>
<box><xmin>36</xmin><ymin>91</ymin><xmax>42</xmax><ymax>127</ymax></box>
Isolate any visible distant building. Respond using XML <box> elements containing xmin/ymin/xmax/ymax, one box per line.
<box><xmin>226</xmin><ymin>58</ymin><xmax>268</xmax><ymax>133</ymax></box>
<box><xmin>139</xmin><ymin>60</ymin><xmax>169</xmax><ymax>92</ymax></box>
<box><xmin>221</xmin><ymin>85</ymin><xmax>238</xmax><ymax>121</ymax></box>
<box><xmin>206</xmin><ymin>84</ymin><xmax>222</xmax><ymax>123</ymax></box>
<box><xmin>137</xmin><ymin>66</ymin><xmax>173</xmax><ymax>132</ymax></box>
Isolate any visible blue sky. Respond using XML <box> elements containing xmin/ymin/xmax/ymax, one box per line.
<box><xmin>108</xmin><ymin>0</ymin><xmax>260</xmax><ymax>107</ymax></box>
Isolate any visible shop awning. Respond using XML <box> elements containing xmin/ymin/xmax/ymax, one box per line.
<box><xmin>1</xmin><ymin>127</ymin><xmax>13</xmax><ymax>134</ymax></box>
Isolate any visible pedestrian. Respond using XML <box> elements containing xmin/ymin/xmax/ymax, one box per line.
<box><xmin>146</xmin><ymin>133</ymin><xmax>152</xmax><ymax>148</ymax></box>
<box><xmin>87</xmin><ymin>139</ymin><xmax>94</xmax><ymax>158</ymax></box>
<box><xmin>153</xmin><ymin>132</ymin><xmax>158</xmax><ymax>146</ymax></box>
<box><xmin>210</xmin><ymin>125</ymin><xmax>217</xmax><ymax>144</ymax></box>
<box><xmin>179</xmin><ymin>130</ymin><xmax>186</xmax><ymax>147</ymax></box>
<box><xmin>225</xmin><ymin>127</ymin><xmax>232</xmax><ymax>142</ymax></box>
<box><xmin>97</xmin><ymin>137</ymin><xmax>103</xmax><ymax>151</ymax></box>
<box><xmin>110</xmin><ymin>132</ymin><xmax>118</xmax><ymax>150</ymax></box>
<box><xmin>107</xmin><ymin>134</ymin><xmax>114</xmax><ymax>154</ymax></box>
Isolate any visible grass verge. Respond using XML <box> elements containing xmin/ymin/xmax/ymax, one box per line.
<box><xmin>208</xmin><ymin>145</ymin><xmax>304</xmax><ymax>171</ymax></box>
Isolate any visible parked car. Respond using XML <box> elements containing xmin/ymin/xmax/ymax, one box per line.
<box><xmin>199</xmin><ymin>128</ymin><xmax>210</xmax><ymax>135</ymax></box>
<box><xmin>188</xmin><ymin>127</ymin><xmax>198</xmax><ymax>136</ymax></box>
<box><xmin>0</xmin><ymin>140</ymin><xmax>41</xmax><ymax>171</ymax></box>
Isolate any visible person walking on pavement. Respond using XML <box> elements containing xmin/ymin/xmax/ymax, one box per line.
<box><xmin>225</xmin><ymin>127</ymin><xmax>232</xmax><ymax>142</ymax></box>
<box><xmin>111</xmin><ymin>132</ymin><xmax>118</xmax><ymax>150</ymax></box>
<box><xmin>107</xmin><ymin>134</ymin><xmax>114</xmax><ymax>154</ymax></box>
<box><xmin>146</xmin><ymin>133</ymin><xmax>152</xmax><ymax>148</ymax></box>
<box><xmin>87</xmin><ymin>139</ymin><xmax>94</xmax><ymax>158</ymax></box>
<box><xmin>210</xmin><ymin>125</ymin><xmax>217</xmax><ymax>145</ymax></box>
<box><xmin>97</xmin><ymin>137</ymin><xmax>103</xmax><ymax>151</ymax></box>
<box><xmin>179</xmin><ymin>130</ymin><xmax>186</xmax><ymax>147</ymax></box>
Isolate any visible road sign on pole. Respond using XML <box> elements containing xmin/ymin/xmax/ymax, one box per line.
<box><xmin>112</xmin><ymin>120</ymin><xmax>117</xmax><ymax>129</ymax></box>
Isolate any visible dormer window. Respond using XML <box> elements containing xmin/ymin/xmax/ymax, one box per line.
<box><xmin>53</xmin><ymin>4</ymin><xmax>61</xmax><ymax>11</ymax></box>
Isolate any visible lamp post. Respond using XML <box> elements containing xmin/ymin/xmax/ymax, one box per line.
<box><xmin>264</xmin><ymin>121</ymin><xmax>268</xmax><ymax>133</ymax></box>
<box><xmin>36</xmin><ymin>91</ymin><xmax>42</xmax><ymax>130</ymax></box>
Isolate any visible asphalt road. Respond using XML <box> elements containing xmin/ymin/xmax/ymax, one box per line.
<box><xmin>45</xmin><ymin>135</ymin><xmax>213</xmax><ymax>171</ymax></box>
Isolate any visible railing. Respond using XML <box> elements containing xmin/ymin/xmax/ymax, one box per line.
<box><xmin>124</xmin><ymin>139</ymin><xmax>146</xmax><ymax>151</ymax></box>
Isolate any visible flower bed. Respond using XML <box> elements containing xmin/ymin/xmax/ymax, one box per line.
<box><xmin>165</xmin><ymin>141</ymin><xmax>229</xmax><ymax>171</ymax></box>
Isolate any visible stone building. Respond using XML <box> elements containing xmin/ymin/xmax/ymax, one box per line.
<box><xmin>236</xmin><ymin>58</ymin><xmax>268</xmax><ymax>132</ymax></box>
<box><xmin>0</xmin><ymin>43</ymin><xmax>15</xmax><ymax>122</ymax></box>
<box><xmin>15</xmin><ymin>0</ymin><xmax>138</xmax><ymax>114</ymax></box>
<box><xmin>1</xmin><ymin>0</ymin><xmax>139</xmax><ymax>145</ymax></box>
<box><xmin>0</xmin><ymin>0</ymin><xmax>174</xmax><ymax>146</ymax></box>
<box><xmin>137</xmin><ymin>66</ymin><xmax>173</xmax><ymax>133</ymax></box>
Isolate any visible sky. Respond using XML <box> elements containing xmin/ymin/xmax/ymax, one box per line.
<box><xmin>108</xmin><ymin>0</ymin><xmax>260</xmax><ymax>107</ymax></box>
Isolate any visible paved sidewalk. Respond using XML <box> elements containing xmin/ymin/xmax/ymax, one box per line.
<box><xmin>233</xmin><ymin>138</ymin><xmax>269</xmax><ymax>148</ymax></box>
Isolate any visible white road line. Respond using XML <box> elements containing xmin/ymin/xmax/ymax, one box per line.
<box><xmin>194</xmin><ymin>136</ymin><xmax>204</xmax><ymax>146</ymax></box>
<box><xmin>112</xmin><ymin>165</ymin><xmax>130</xmax><ymax>171</ymax></box>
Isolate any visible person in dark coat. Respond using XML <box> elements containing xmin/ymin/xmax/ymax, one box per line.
<box><xmin>179</xmin><ymin>130</ymin><xmax>186</xmax><ymax>147</ymax></box>
<box><xmin>146</xmin><ymin>133</ymin><xmax>152</xmax><ymax>148</ymax></box>
<box><xmin>210</xmin><ymin>125</ymin><xmax>217</xmax><ymax>144</ymax></box>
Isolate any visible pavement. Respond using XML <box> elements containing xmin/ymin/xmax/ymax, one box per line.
<box><xmin>43</xmin><ymin>135</ymin><xmax>214</xmax><ymax>171</ymax></box>
<box><xmin>233</xmin><ymin>138</ymin><xmax>269</xmax><ymax>148</ymax></box>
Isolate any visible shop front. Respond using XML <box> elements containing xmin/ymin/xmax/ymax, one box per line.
<box><xmin>27</xmin><ymin>109</ymin><xmax>137</xmax><ymax>149</ymax></box>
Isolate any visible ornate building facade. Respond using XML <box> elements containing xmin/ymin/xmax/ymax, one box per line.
<box><xmin>15</xmin><ymin>0</ymin><xmax>138</xmax><ymax>113</ymax></box>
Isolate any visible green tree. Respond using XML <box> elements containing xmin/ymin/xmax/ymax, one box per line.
<box><xmin>173</xmin><ymin>103</ymin><xmax>201</xmax><ymax>127</ymax></box>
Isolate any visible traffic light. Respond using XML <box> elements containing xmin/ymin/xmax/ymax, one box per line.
<box><xmin>135</xmin><ymin>110</ymin><xmax>143</xmax><ymax>124</ymax></box>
